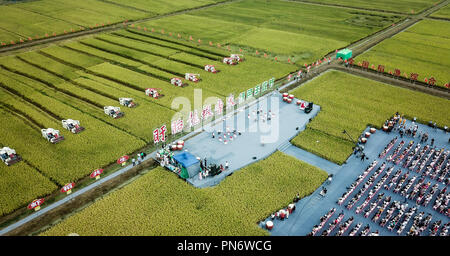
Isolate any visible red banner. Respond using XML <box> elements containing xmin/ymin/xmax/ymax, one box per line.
<box><xmin>61</xmin><ymin>183</ymin><xmax>75</xmax><ymax>193</ymax></box>
<box><xmin>117</xmin><ymin>155</ymin><xmax>129</xmax><ymax>164</ymax></box>
<box><xmin>28</xmin><ymin>199</ymin><xmax>44</xmax><ymax>209</ymax></box>
<box><xmin>90</xmin><ymin>169</ymin><xmax>104</xmax><ymax>178</ymax></box>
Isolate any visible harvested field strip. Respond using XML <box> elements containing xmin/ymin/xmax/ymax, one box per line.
<box><xmin>125</xmin><ymin>29</ymin><xmax>229</xmax><ymax>57</ymax></box>
<box><xmin>96</xmin><ymin>33</ymin><xmax>179</xmax><ymax>57</ymax></box>
<box><xmin>0</xmin><ymin>102</ymin><xmax>45</xmax><ymax>131</ymax></box>
<box><xmin>39</xmin><ymin>45</ymin><xmax>104</xmax><ymax>68</ymax></box>
<box><xmin>0</xmin><ymin>83</ymin><xmax>63</xmax><ymax>121</ymax></box>
<box><xmin>32</xmin><ymin>51</ymin><xmax>118</xmax><ymax>102</ymax></box>
<box><xmin>15</xmin><ymin>55</ymin><xmax>120</xmax><ymax>102</ymax></box>
<box><xmin>78</xmin><ymin>40</ymin><xmax>181</xmax><ymax>81</ymax></box>
<box><xmin>64</xmin><ymin>42</ymin><xmax>142</xmax><ymax>67</ymax></box>
<box><xmin>16</xmin><ymin>51</ymin><xmax>80</xmax><ymax>80</ymax></box>
<box><xmin>92</xmin><ymin>36</ymin><xmax>205</xmax><ymax>70</ymax></box>
<box><xmin>169</xmin><ymin>52</ymin><xmax>219</xmax><ymax>67</ymax></box>
<box><xmin>111</xmin><ymin>30</ymin><xmax>222</xmax><ymax>61</ymax></box>
<box><xmin>0</xmin><ymin>62</ymin><xmax>104</xmax><ymax>109</ymax></box>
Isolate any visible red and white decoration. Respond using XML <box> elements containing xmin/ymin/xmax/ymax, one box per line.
<box><xmin>90</xmin><ymin>169</ymin><xmax>104</xmax><ymax>180</ymax></box>
<box><xmin>153</xmin><ymin>125</ymin><xmax>167</xmax><ymax>143</ymax></box>
<box><xmin>28</xmin><ymin>198</ymin><xmax>44</xmax><ymax>211</ymax></box>
<box><xmin>61</xmin><ymin>182</ymin><xmax>75</xmax><ymax>194</ymax></box>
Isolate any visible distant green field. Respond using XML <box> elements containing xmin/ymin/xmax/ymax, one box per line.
<box><xmin>103</xmin><ymin>0</ymin><xmax>224</xmax><ymax>13</ymax></box>
<box><xmin>41</xmin><ymin>151</ymin><xmax>328</xmax><ymax>236</ymax></box>
<box><xmin>290</xmin><ymin>70</ymin><xmax>450</xmax><ymax>165</ymax></box>
<box><xmin>356</xmin><ymin>19</ymin><xmax>450</xmax><ymax>88</ymax></box>
<box><xmin>0</xmin><ymin>0</ymin><xmax>228</xmax><ymax>43</ymax></box>
<box><xmin>430</xmin><ymin>3</ymin><xmax>450</xmax><ymax>18</ymax></box>
<box><xmin>293</xmin><ymin>0</ymin><xmax>437</xmax><ymax>14</ymax></box>
<box><xmin>139</xmin><ymin>0</ymin><xmax>402</xmax><ymax>65</ymax></box>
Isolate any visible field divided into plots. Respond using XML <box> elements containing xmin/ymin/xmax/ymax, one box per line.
<box><xmin>0</xmin><ymin>0</ymin><xmax>228</xmax><ymax>43</ymax></box>
<box><xmin>0</xmin><ymin>27</ymin><xmax>294</xmax><ymax>217</ymax></box>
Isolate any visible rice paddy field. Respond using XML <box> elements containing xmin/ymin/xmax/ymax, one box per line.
<box><xmin>139</xmin><ymin>0</ymin><xmax>403</xmax><ymax>65</ymax></box>
<box><xmin>0</xmin><ymin>0</ymin><xmax>449</xmax><ymax>237</ymax></box>
<box><xmin>355</xmin><ymin>19</ymin><xmax>450</xmax><ymax>87</ymax></box>
<box><xmin>290</xmin><ymin>70</ymin><xmax>450</xmax><ymax>165</ymax></box>
<box><xmin>41</xmin><ymin>152</ymin><xmax>328</xmax><ymax>236</ymax></box>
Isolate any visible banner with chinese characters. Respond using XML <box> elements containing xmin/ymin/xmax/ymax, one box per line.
<box><xmin>237</xmin><ymin>77</ymin><xmax>275</xmax><ymax>104</ymax></box>
<box><xmin>153</xmin><ymin>125</ymin><xmax>167</xmax><ymax>143</ymax></box>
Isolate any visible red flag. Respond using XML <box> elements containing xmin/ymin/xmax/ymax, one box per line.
<box><xmin>274</xmin><ymin>56</ymin><xmax>278</xmax><ymax>61</ymax></box>
<box><xmin>424</xmin><ymin>78</ymin><xmax>428</xmax><ymax>83</ymax></box>
<box><xmin>19</xmin><ymin>38</ymin><xmax>24</xmax><ymax>43</ymax></box>
<box><xmin>304</xmin><ymin>63</ymin><xmax>307</xmax><ymax>67</ymax></box>
<box><xmin>239</xmin><ymin>48</ymin><xmax>242</xmax><ymax>53</ymax></box>
<box><xmin>255</xmin><ymin>50</ymin><xmax>259</xmax><ymax>55</ymax></box>
<box><xmin>101</xmin><ymin>23</ymin><xmax>105</xmax><ymax>27</ymax></box>
<box><xmin>28</xmin><ymin>37</ymin><xmax>32</xmax><ymax>41</ymax></box>
<box><xmin>209</xmin><ymin>41</ymin><xmax>213</xmax><ymax>46</ymax></box>
<box><xmin>10</xmin><ymin>40</ymin><xmax>15</xmax><ymax>45</ymax></box>
<box><xmin>264</xmin><ymin>53</ymin><xmax>267</xmax><ymax>58</ymax></box>
<box><xmin>198</xmin><ymin>39</ymin><xmax>201</xmax><ymax>44</ymax></box>
<box><xmin>288</xmin><ymin>58</ymin><xmax>291</xmax><ymax>63</ymax></box>
<box><xmin>169</xmin><ymin>32</ymin><xmax>172</xmax><ymax>36</ymax></box>
<box><xmin>45</xmin><ymin>33</ymin><xmax>49</xmax><ymax>37</ymax></box>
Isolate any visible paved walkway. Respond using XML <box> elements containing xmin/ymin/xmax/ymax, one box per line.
<box><xmin>260</xmin><ymin>120</ymin><xmax>449</xmax><ymax>236</ymax></box>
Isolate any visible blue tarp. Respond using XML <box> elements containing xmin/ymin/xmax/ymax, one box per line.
<box><xmin>173</xmin><ymin>152</ymin><xmax>199</xmax><ymax>168</ymax></box>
